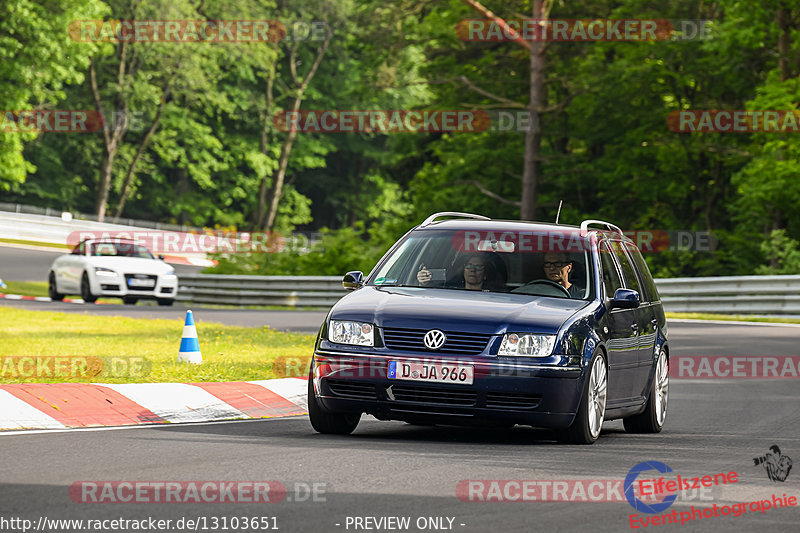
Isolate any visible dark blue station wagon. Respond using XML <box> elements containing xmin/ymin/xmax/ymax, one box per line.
<box><xmin>308</xmin><ymin>212</ymin><xmax>669</xmax><ymax>444</ymax></box>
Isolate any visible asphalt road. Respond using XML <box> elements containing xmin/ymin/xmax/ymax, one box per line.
<box><xmin>0</xmin><ymin>244</ymin><xmax>202</xmax><ymax>281</ymax></box>
<box><xmin>2</xmin><ymin>321</ymin><xmax>799</xmax><ymax>532</ymax></box>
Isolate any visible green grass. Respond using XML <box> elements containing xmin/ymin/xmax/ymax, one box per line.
<box><xmin>0</xmin><ymin>237</ymin><xmax>70</xmax><ymax>249</ymax></box>
<box><xmin>0</xmin><ymin>306</ymin><xmax>315</xmax><ymax>384</ymax></box>
<box><xmin>3</xmin><ymin>280</ymin><xmax>48</xmax><ymax>297</ymax></box>
<box><xmin>666</xmin><ymin>312</ymin><xmax>800</xmax><ymax>324</ymax></box>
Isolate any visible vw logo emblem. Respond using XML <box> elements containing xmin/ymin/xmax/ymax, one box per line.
<box><xmin>423</xmin><ymin>329</ymin><xmax>446</xmax><ymax>350</ymax></box>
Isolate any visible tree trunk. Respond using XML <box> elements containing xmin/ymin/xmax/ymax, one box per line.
<box><xmin>261</xmin><ymin>32</ymin><xmax>331</xmax><ymax>231</ymax></box>
<box><xmin>113</xmin><ymin>85</ymin><xmax>169</xmax><ymax>220</ymax></box>
<box><xmin>263</xmin><ymin>97</ymin><xmax>301</xmax><ymax>230</ymax></box>
<box><xmin>95</xmin><ymin>151</ymin><xmax>115</xmax><ymax>221</ymax></box>
<box><xmin>254</xmin><ymin>60</ymin><xmax>277</xmax><ymax>230</ymax></box>
<box><xmin>90</xmin><ymin>57</ymin><xmax>128</xmax><ymax>222</ymax></box>
<box><xmin>777</xmin><ymin>4</ymin><xmax>791</xmax><ymax>81</ymax></box>
<box><xmin>520</xmin><ymin>0</ymin><xmax>547</xmax><ymax>221</ymax></box>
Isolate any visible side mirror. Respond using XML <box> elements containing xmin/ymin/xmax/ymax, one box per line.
<box><xmin>342</xmin><ymin>271</ymin><xmax>364</xmax><ymax>290</ymax></box>
<box><xmin>158</xmin><ymin>254</ymin><xmax>165</xmax><ymax>260</ymax></box>
<box><xmin>610</xmin><ymin>288</ymin><xmax>640</xmax><ymax>309</ymax></box>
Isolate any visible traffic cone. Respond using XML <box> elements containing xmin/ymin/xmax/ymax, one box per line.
<box><xmin>178</xmin><ymin>310</ymin><xmax>202</xmax><ymax>364</ymax></box>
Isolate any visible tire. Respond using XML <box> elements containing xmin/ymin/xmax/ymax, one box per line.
<box><xmin>624</xmin><ymin>349</ymin><xmax>668</xmax><ymax>433</ymax></box>
<box><xmin>308</xmin><ymin>373</ymin><xmax>360</xmax><ymax>435</ymax></box>
<box><xmin>80</xmin><ymin>273</ymin><xmax>97</xmax><ymax>303</ymax></box>
<box><xmin>157</xmin><ymin>298</ymin><xmax>174</xmax><ymax>306</ymax></box>
<box><xmin>122</xmin><ymin>297</ymin><xmax>138</xmax><ymax>305</ymax></box>
<box><xmin>558</xmin><ymin>350</ymin><xmax>607</xmax><ymax>444</ymax></box>
<box><xmin>48</xmin><ymin>272</ymin><xmax>64</xmax><ymax>302</ymax></box>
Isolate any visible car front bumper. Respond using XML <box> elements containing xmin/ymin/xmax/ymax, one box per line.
<box><xmin>92</xmin><ymin>274</ymin><xmax>178</xmax><ymax>299</ymax></box>
<box><xmin>312</xmin><ymin>350</ymin><xmax>586</xmax><ymax>429</ymax></box>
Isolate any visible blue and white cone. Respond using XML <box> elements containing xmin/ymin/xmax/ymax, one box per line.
<box><xmin>178</xmin><ymin>310</ymin><xmax>202</xmax><ymax>364</ymax></box>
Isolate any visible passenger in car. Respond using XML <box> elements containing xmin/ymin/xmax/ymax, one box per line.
<box><xmin>542</xmin><ymin>251</ymin><xmax>583</xmax><ymax>298</ymax></box>
<box><xmin>418</xmin><ymin>253</ymin><xmax>501</xmax><ymax>291</ymax></box>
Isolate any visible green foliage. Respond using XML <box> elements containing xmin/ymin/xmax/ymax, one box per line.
<box><xmin>5</xmin><ymin>0</ymin><xmax>800</xmax><ymax>277</ymax></box>
<box><xmin>755</xmin><ymin>230</ymin><xmax>800</xmax><ymax>275</ymax></box>
<box><xmin>0</xmin><ymin>0</ymin><xmax>107</xmax><ymax>188</ymax></box>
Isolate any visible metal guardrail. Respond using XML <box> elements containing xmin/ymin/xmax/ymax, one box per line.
<box><xmin>177</xmin><ymin>273</ymin><xmax>800</xmax><ymax>314</ymax></box>
<box><xmin>656</xmin><ymin>275</ymin><xmax>800</xmax><ymax>315</ymax></box>
<box><xmin>176</xmin><ymin>274</ymin><xmax>344</xmax><ymax>307</ymax></box>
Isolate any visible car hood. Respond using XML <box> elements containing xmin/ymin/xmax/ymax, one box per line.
<box><xmin>329</xmin><ymin>286</ymin><xmax>588</xmax><ymax>334</ymax></box>
<box><xmin>83</xmin><ymin>256</ymin><xmax>173</xmax><ymax>275</ymax></box>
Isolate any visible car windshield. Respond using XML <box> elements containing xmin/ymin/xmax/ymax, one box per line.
<box><xmin>88</xmin><ymin>241</ymin><xmax>154</xmax><ymax>259</ymax></box>
<box><xmin>370</xmin><ymin>228</ymin><xmax>594</xmax><ymax>300</ymax></box>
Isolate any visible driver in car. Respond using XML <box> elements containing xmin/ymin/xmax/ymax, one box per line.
<box><xmin>543</xmin><ymin>251</ymin><xmax>583</xmax><ymax>298</ymax></box>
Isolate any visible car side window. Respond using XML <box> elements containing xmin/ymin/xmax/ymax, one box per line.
<box><xmin>610</xmin><ymin>241</ymin><xmax>642</xmax><ymax>299</ymax></box>
<box><xmin>625</xmin><ymin>243</ymin><xmax>660</xmax><ymax>302</ymax></box>
<box><xmin>599</xmin><ymin>243</ymin><xmax>623</xmax><ymax>300</ymax></box>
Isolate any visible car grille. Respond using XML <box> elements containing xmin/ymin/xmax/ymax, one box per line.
<box><xmin>124</xmin><ymin>274</ymin><xmax>157</xmax><ymax>291</ymax></box>
<box><xmin>389</xmin><ymin>385</ymin><xmax>477</xmax><ymax>406</ymax></box>
<box><xmin>326</xmin><ymin>380</ymin><xmax>378</xmax><ymax>400</ymax></box>
<box><xmin>485</xmin><ymin>392</ymin><xmax>542</xmax><ymax>409</ymax></box>
<box><xmin>381</xmin><ymin>327</ymin><xmax>491</xmax><ymax>355</ymax></box>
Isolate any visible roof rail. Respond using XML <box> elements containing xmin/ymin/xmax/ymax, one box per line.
<box><xmin>419</xmin><ymin>211</ymin><xmax>490</xmax><ymax>227</ymax></box>
<box><xmin>580</xmin><ymin>219</ymin><xmax>623</xmax><ymax>236</ymax></box>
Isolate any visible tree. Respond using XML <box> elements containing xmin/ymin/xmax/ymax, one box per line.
<box><xmin>0</xmin><ymin>0</ymin><xmax>107</xmax><ymax>190</ymax></box>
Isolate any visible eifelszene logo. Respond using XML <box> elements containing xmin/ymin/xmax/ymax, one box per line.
<box><xmin>753</xmin><ymin>445</ymin><xmax>793</xmax><ymax>482</ymax></box>
<box><xmin>625</xmin><ymin>461</ymin><xmax>677</xmax><ymax>514</ymax></box>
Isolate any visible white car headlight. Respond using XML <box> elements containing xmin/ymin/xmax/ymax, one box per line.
<box><xmin>329</xmin><ymin>320</ymin><xmax>374</xmax><ymax>346</ymax></box>
<box><xmin>498</xmin><ymin>333</ymin><xmax>556</xmax><ymax>357</ymax></box>
<box><xmin>94</xmin><ymin>267</ymin><xmax>117</xmax><ymax>277</ymax></box>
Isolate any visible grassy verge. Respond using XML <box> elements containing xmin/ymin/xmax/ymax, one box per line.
<box><xmin>666</xmin><ymin>312</ymin><xmax>800</xmax><ymax>324</ymax></box>
<box><xmin>3</xmin><ymin>281</ymin><xmax>49</xmax><ymax>297</ymax></box>
<box><xmin>0</xmin><ymin>237</ymin><xmax>70</xmax><ymax>249</ymax></box>
<box><xmin>0</xmin><ymin>306</ymin><xmax>315</xmax><ymax>384</ymax></box>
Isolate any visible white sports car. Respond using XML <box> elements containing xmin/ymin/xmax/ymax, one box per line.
<box><xmin>48</xmin><ymin>239</ymin><xmax>178</xmax><ymax>305</ymax></box>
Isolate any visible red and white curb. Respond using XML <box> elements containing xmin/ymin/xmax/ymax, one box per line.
<box><xmin>0</xmin><ymin>378</ymin><xmax>307</xmax><ymax>431</ymax></box>
<box><xmin>0</xmin><ymin>293</ymin><xmax>98</xmax><ymax>304</ymax></box>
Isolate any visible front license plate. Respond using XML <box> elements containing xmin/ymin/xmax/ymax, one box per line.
<box><xmin>388</xmin><ymin>360</ymin><xmax>474</xmax><ymax>385</ymax></box>
<box><xmin>128</xmin><ymin>278</ymin><xmax>155</xmax><ymax>287</ymax></box>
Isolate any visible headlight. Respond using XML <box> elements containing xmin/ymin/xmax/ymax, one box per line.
<box><xmin>498</xmin><ymin>334</ymin><xmax>556</xmax><ymax>357</ymax></box>
<box><xmin>165</xmin><ymin>268</ymin><xmax>175</xmax><ymax>276</ymax></box>
<box><xmin>94</xmin><ymin>267</ymin><xmax>117</xmax><ymax>277</ymax></box>
<box><xmin>329</xmin><ymin>320</ymin><xmax>374</xmax><ymax>346</ymax></box>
